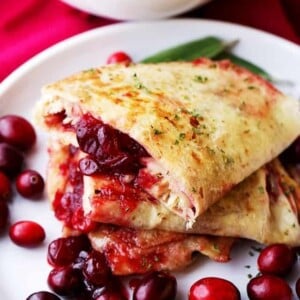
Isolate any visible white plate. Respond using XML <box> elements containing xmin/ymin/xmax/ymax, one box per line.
<box><xmin>1</xmin><ymin>19</ymin><xmax>300</xmax><ymax>300</ymax></box>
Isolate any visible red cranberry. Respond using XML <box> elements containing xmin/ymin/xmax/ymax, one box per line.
<box><xmin>0</xmin><ymin>142</ymin><xmax>24</xmax><ymax>176</ymax></box>
<box><xmin>9</xmin><ymin>220</ymin><xmax>45</xmax><ymax>246</ymax></box>
<box><xmin>133</xmin><ymin>271</ymin><xmax>177</xmax><ymax>300</ymax></box>
<box><xmin>0</xmin><ymin>171</ymin><xmax>11</xmax><ymax>202</ymax></box>
<box><xmin>16</xmin><ymin>169</ymin><xmax>45</xmax><ymax>198</ymax></box>
<box><xmin>26</xmin><ymin>291</ymin><xmax>61</xmax><ymax>300</ymax></box>
<box><xmin>0</xmin><ymin>115</ymin><xmax>36</xmax><ymax>151</ymax></box>
<box><xmin>92</xmin><ymin>276</ymin><xmax>128</xmax><ymax>300</ymax></box>
<box><xmin>106</xmin><ymin>51</ymin><xmax>132</xmax><ymax>65</ymax></box>
<box><xmin>189</xmin><ymin>277</ymin><xmax>240</xmax><ymax>300</ymax></box>
<box><xmin>75</xmin><ymin>114</ymin><xmax>148</xmax><ymax>174</ymax></box>
<box><xmin>95</xmin><ymin>289</ymin><xmax>127</xmax><ymax>300</ymax></box>
<box><xmin>257</xmin><ymin>244</ymin><xmax>297</xmax><ymax>276</ymax></box>
<box><xmin>76</xmin><ymin>115</ymin><xmax>119</xmax><ymax>158</ymax></box>
<box><xmin>47</xmin><ymin>266</ymin><xmax>83</xmax><ymax>296</ymax></box>
<box><xmin>79</xmin><ymin>157</ymin><xmax>99</xmax><ymax>175</ymax></box>
<box><xmin>0</xmin><ymin>201</ymin><xmax>9</xmax><ymax>231</ymax></box>
<box><xmin>72</xmin><ymin>250</ymin><xmax>89</xmax><ymax>270</ymax></box>
<box><xmin>296</xmin><ymin>277</ymin><xmax>300</xmax><ymax>299</ymax></box>
<box><xmin>47</xmin><ymin>235</ymin><xmax>91</xmax><ymax>267</ymax></box>
<box><xmin>247</xmin><ymin>274</ymin><xmax>292</xmax><ymax>300</ymax></box>
<box><xmin>82</xmin><ymin>250</ymin><xmax>111</xmax><ymax>286</ymax></box>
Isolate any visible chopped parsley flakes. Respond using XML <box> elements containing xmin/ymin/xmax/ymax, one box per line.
<box><xmin>179</xmin><ymin>133</ymin><xmax>186</xmax><ymax>140</ymax></box>
<box><xmin>194</xmin><ymin>75</ymin><xmax>208</xmax><ymax>83</ymax></box>
<box><xmin>132</xmin><ymin>73</ymin><xmax>149</xmax><ymax>91</ymax></box>
<box><xmin>153</xmin><ymin>128</ymin><xmax>163</xmax><ymax>135</ymax></box>
<box><xmin>258</xmin><ymin>186</ymin><xmax>265</xmax><ymax>194</ymax></box>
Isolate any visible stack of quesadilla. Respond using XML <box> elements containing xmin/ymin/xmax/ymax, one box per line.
<box><xmin>35</xmin><ymin>59</ymin><xmax>300</xmax><ymax>274</ymax></box>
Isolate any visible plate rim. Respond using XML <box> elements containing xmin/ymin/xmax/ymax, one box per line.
<box><xmin>1</xmin><ymin>18</ymin><xmax>300</xmax><ymax>97</ymax></box>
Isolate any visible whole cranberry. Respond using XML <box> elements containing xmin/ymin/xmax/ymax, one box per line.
<box><xmin>189</xmin><ymin>277</ymin><xmax>240</xmax><ymax>300</ymax></box>
<box><xmin>73</xmin><ymin>250</ymin><xmax>89</xmax><ymax>270</ymax></box>
<box><xmin>0</xmin><ymin>171</ymin><xmax>11</xmax><ymax>202</ymax></box>
<box><xmin>75</xmin><ymin>114</ymin><xmax>147</xmax><ymax>174</ymax></box>
<box><xmin>16</xmin><ymin>169</ymin><xmax>45</xmax><ymax>198</ymax></box>
<box><xmin>95</xmin><ymin>289</ymin><xmax>127</xmax><ymax>300</ymax></box>
<box><xmin>79</xmin><ymin>157</ymin><xmax>99</xmax><ymax>175</ymax></box>
<box><xmin>0</xmin><ymin>142</ymin><xmax>24</xmax><ymax>176</ymax></box>
<box><xmin>0</xmin><ymin>115</ymin><xmax>36</xmax><ymax>151</ymax></box>
<box><xmin>0</xmin><ymin>201</ymin><xmax>9</xmax><ymax>231</ymax></box>
<box><xmin>247</xmin><ymin>274</ymin><xmax>292</xmax><ymax>300</ymax></box>
<box><xmin>257</xmin><ymin>244</ymin><xmax>297</xmax><ymax>276</ymax></box>
<box><xmin>106</xmin><ymin>51</ymin><xmax>132</xmax><ymax>65</ymax></box>
<box><xmin>82</xmin><ymin>250</ymin><xmax>111</xmax><ymax>286</ymax></box>
<box><xmin>76</xmin><ymin>115</ymin><xmax>119</xmax><ymax>157</ymax></box>
<box><xmin>9</xmin><ymin>220</ymin><xmax>45</xmax><ymax>246</ymax></box>
<box><xmin>295</xmin><ymin>277</ymin><xmax>300</xmax><ymax>299</ymax></box>
<box><xmin>47</xmin><ymin>266</ymin><xmax>83</xmax><ymax>296</ymax></box>
<box><xmin>26</xmin><ymin>291</ymin><xmax>61</xmax><ymax>300</ymax></box>
<box><xmin>133</xmin><ymin>271</ymin><xmax>177</xmax><ymax>300</ymax></box>
<box><xmin>92</xmin><ymin>276</ymin><xmax>127</xmax><ymax>300</ymax></box>
<box><xmin>47</xmin><ymin>235</ymin><xmax>91</xmax><ymax>267</ymax></box>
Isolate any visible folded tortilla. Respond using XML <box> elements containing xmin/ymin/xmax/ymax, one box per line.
<box><xmin>49</xmin><ymin>140</ymin><xmax>234</xmax><ymax>274</ymax></box>
<box><xmin>35</xmin><ymin>60</ymin><xmax>300</xmax><ymax>226</ymax></box>
<box><xmin>48</xmin><ymin>140</ymin><xmax>300</xmax><ymax>247</ymax></box>
<box><xmin>88</xmin><ymin>225</ymin><xmax>234</xmax><ymax>275</ymax></box>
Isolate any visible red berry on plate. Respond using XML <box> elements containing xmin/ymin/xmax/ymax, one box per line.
<box><xmin>247</xmin><ymin>274</ymin><xmax>292</xmax><ymax>300</ymax></box>
<box><xmin>47</xmin><ymin>266</ymin><xmax>83</xmax><ymax>297</ymax></box>
<box><xmin>82</xmin><ymin>250</ymin><xmax>111</xmax><ymax>286</ymax></box>
<box><xmin>189</xmin><ymin>277</ymin><xmax>240</xmax><ymax>300</ymax></box>
<box><xmin>106</xmin><ymin>51</ymin><xmax>132</xmax><ymax>65</ymax></box>
<box><xmin>26</xmin><ymin>291</ymin><xmax>61</xmax><ymax>300</ymax></box>
<box><xmin>9</xmin><ymin>220</ymin><xmax>45</xmax><ymax>246</ymax></box>
<box><xmin>257</xmin><ymin>244</ymin><xmax>297</xmax><ymax>276</ymax></box>
<box><xmin>0</xmin><ymin>115</ymin><xmax>36</xmax><ymax>151</ymax></box>
<box><xmin>133</xmin><ymin>271</ymin><xmax>177</xmax><ymax>300</ymax></box>
<box><xmin>16</xmin><ymin>169</ymin><xmax>45</xmax><ymax>198</ymax></box>
<box><xmin>96</xmin><ymin>289</ymin><xmax>127</xmax><ymax>300</ymax></box>
<box><xmin>0</xmin><ymin>142</ymin><xmax>24</xmax><ymax>176</ymax></box>
<box><xmin>0</xmin><ymin>171</ymin><xmax>11</xmax><ymax>202</ymax></box>
<box><xmin>47</xmin><ymin>235</ymin><xmax>91</xmax><ymax>267</ymax></box>
<box><xmin>0</xmin><ymin>201</ymin><xmax>9</xmax><ymax>231</ymax></box>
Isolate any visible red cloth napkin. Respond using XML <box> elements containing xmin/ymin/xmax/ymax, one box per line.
<box><xmin>188</xmin><ymin>0</ymin><xmax>300</xmax><ymax>44</ymax></box>
<box><xmin>0</xmin><ymin>0</ymin><xmax>117</xmax><ymax>82</ymax></box>
<box><xmin>1</xmin><ymin>0</ymin><xmax>299</xmax><ymax>82</ymax></box>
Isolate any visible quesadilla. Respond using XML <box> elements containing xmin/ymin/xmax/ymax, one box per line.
<box><xmin>48</xmin><ymin>140</ymin><xmax>300</xmax><ymax>247</ymax></box>
<box><xmin>49</xmin><ymin>140</ymin><xmax>235</xmax><ymax>274</ymax></box>
<box><xmin>35</xmin><ymin>60</ymin><xmax>300</xmax><ymax>227</ymax></box>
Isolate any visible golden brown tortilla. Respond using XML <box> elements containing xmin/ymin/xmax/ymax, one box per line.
<box><xmin>36</xmin><ymin>61</ymin><xmax>300</xmax><ymax>225</ymax></box>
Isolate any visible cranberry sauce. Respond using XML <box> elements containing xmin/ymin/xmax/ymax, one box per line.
<box><xmin>52</xmin><ymin>115</ymin><xmax>152</xmax><ymax>233</ymax></box>
<box><xmin>53</xmin><ymin>148</ymin><xmax>96</xmax><ymax>233</ymax></box>
<box><xmin>76</xmin><ymin>114</ymin><xmax>149</xmax><ymax>175</ymax></box>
